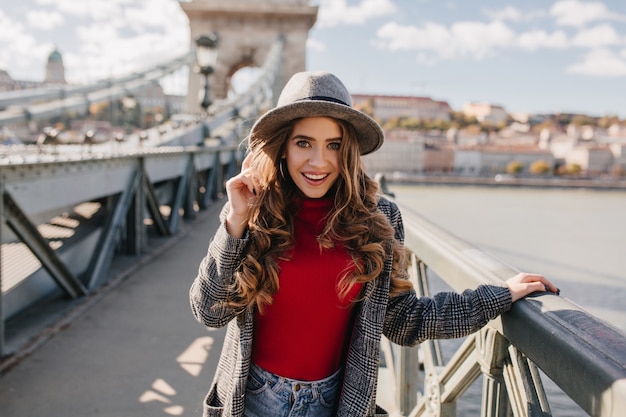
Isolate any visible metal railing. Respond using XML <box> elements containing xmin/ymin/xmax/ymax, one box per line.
<box><xmin>0</xmin><ymin>53</ymin><xmax>194</xmax><ymax>125</ymax></box>
<box><xmin>0</xmin><ymin>36</ymin><xmax>284</xmax><ymax>361</ymax></box>
<box><xmin>0</xmin><ymin>141</ymin><xmax>246</xmax><ymax>360</ymax></box>
<box><xmin>381</xmin><ymin>200</ymin><xmax>626</xmax><ymax>417</ymax></box>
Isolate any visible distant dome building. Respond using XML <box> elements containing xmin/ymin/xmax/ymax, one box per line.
<box><xmin>44</xmin><ymin>48</ymin><xmax>66</xmax><ymax>84</ymax></box>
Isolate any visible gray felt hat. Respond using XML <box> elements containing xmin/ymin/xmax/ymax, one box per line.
<box><xmin>250</xmin><ymin>71</ymin><xmax>384</xmax><ymax>155</ymax></box>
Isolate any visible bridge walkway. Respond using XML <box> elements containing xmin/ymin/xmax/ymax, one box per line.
<box><xmin>0</xmin><ymin>199</ymin><xmax>228</xmax><ymax>417</ymax></box>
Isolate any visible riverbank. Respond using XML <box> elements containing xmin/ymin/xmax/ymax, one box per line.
<box><xmin>383</xmin><ymin>173</ymin><xmax>626</xmax><ymax>190</ymax></box>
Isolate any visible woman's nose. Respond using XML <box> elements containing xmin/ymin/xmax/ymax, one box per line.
<box><xmin>308</xmin><ymin>147</ymin><xmax>326</xmax><ymax>166</ymax></box>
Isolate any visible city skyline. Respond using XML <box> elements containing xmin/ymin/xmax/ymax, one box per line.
<box><xmin>0</xmin><ymin>0</ymin><xmax>625</xmax><ymax>118</ymax></box>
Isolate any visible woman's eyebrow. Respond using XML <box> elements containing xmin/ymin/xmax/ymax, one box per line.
<box><xmin>290</xmin><ymin>134</ymin><xmax>313</xmax><ymax>140</ymax></box>
<box><xmin>290</xmin><ymin>134</ymin><xmax>343</xmax><ymax>142</ymax></box>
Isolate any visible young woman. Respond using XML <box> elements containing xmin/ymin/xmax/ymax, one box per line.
<box><xmin>190</xmin><ymin>71</ymin><xmax>558</xmax><ymax>417</ymax></box>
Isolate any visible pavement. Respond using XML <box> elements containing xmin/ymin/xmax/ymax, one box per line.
<box><xmin>0</xmin><ymin>199</ymin><xmax>227</xmax><ymax>417</ymax></box>
<box><xmin>0</xmin><ymin>196</ymin><xmax>399</xmax><ymax>417</ymax></box>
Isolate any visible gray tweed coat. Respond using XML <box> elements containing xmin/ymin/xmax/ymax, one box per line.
<box><xmin>190</xmin><ymin>196</ymin><xmax>512</xmax><ymax>417</ymax></box>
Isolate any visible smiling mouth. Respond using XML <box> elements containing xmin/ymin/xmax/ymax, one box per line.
<box><xmin>303</xmin><ymin>173</ymin><xmax>328</xmax><ymax>181</ymax></box>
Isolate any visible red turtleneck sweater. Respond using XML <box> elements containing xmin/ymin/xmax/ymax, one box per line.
<box><xmin>252</xmin><ymin>198</ymin><xmax>362</xmax><ymax>381</ymax></box>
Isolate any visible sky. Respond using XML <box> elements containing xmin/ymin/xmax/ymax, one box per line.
<box><xmin>0</xmin><ymin>0</ymin><xmax>625</xmax><ymax>118</ymax></box>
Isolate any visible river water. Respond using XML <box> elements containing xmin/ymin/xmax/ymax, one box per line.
<box><xmin>388</xmin><ymin>184</ymin><xmax>626</xmax><ymax>417</ymax></box>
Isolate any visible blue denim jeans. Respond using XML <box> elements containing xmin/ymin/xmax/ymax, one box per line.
<box><xmin>244</xmin><ymin>364</ymin><xmax>341</xmax><ymax>417</ymax></box>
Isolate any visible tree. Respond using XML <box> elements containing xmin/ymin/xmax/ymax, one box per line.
<box><xmin>531</xmin><ymin>119</ymin><xmax>559</xmax><ymax>134</ymax></box>
<box><xmin>565</xmin><ymin>163</ymin><xmax>582</xmax><ymax>175</ymax></box>
<box><xmin>506</xmin><ymin>160</ymin><xmax>523</xmax><ymax>175</ymax></box>
<box><xmin>571</xmin><ymin>114</ymin><xmax>597</xmax><ymax>126</ymax></box>
<box><xmin>598</xmin><ymin>115</ymin><xmax>620</xmax><ymax>129</ymax></box>
<box><xmin>529</xmin><ymin>159</ymin><xmax>552</xmax><ymax>175</ymax></box>
<box><xmin>610</xmin><ymin>164</ymin><xmax>625</xmax><ymax>178</ymax></box>
<box><xmin>449</xmin><ymin>111</ymin><xmax>477</xmax><ymax>129</ymax></box>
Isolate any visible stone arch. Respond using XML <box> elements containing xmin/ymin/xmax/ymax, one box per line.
<box><xmin>180</xmin><ymin>0</ymin><xmax>318</xmax><ymax>114</ymax></box>
<box><xmin>226</xmin><ymin>57</ymin><xmax>258</xmax><ymax>95</ymax></box>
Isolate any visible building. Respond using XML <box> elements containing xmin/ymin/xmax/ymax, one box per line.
<box><xmin>454</xmin><ymin>145</ymin><xmax>554</xmax><ymax>175</ymax></box>
<box><xmin>424</xmin><ymin>143</ymin><xmax>455</xmax><ymax>173</ymax></box>
<box><xmin>352</xmin><ymin>94</ymin><xmax>452</xmax><ymax>122</ymax></box>
<box><xmin>566</xmin><ymin>145</ymin><xmax>615</xmax><ymax>174</ymax></box>
<box><xmin>44</xmin><ymin>48</ymin><xmax>67</xmax><ymax>85</ymax></box>
<box><xmin>462</xmin><ymin>102</ymin><xmax>508</xmax><ymax>125</ymax></box>
<box><xmin>363</xmin><ymin>135</ymin><xmax>425</xmax><ymax>174</ymax></box>
<box><xmin>0</xmin><ymin>48</ymin><xmax>67</xmax><ymax>92</ymax></box>
<box><xmin>610</xmin><ymin>143</ymin><xmax>626</xmax><ymax>173</ymax></box>
<box><xmin>362</xmin><ymin>128</ymin><xmax>457</xmax><ymax>175</ymax></box>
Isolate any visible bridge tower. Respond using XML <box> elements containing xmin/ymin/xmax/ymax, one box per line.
<box><xmin>180</xmin><ymin>0</ymin><xmax>318</xmax><ymax>114</ymax></box>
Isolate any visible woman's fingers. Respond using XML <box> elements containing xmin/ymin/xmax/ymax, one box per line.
<box><xmin>229</xmin><ymin>170</ymin><xmax>257</xmax><ymax>196</ymax></box>
<box><xmin>518</xmin><ymin>272</ymin><xmax>559</xmax><ymax>294</ymax></box>
<box><xmin>242</xmin><ymin>152</ymin><xmax>253</xmax><ymax>170</ymax></box>
<box><xmin>223</xmin><ymin>154</ymin><xmax>260</xmax><ymax>236</ymax></box>
<box><xmin>225</xmin><ymin>161</ymin><xmax>260</xmax><ymax>220</ymax></box>
<box><xmin>507</xmin><ymin>272</ymin><xmax>560</xmax><ymax>302</ymax></box>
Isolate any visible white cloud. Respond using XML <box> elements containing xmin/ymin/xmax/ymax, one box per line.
<box><xmin>35</xmin><ymin>0</ymin><xmax>127</xmax><ymax>21</ymax></box>
<box><xmin>35</xmin><ymin>0</ymin><xmax>189</xmax><ymax>83</ymax></box>
<box><xmin>551</xmin><ymin>0</ymin><xmax>626</xmax><ymax>28</ymax></box>
<box><xmin>571</xmin><ymin>23</ymin><xmax>622</xmax><ymax>48</ymax></box>
<box><xmin>484</xmin><ymin>6</ymin><xmax>547</xmax><ymax>22</ymax></box>
<box><xmin>0</xmin><ymin>10</ymin><xmax>24</xmax><ymax>43</ymax></box>
<box><xmin>0</xmin><ymin>0</ymin><xmax>189</xmax><ymax>84</ymax></box>
<box><xmin>449</xmin><ymin>21</ymin><xmax>515</xmax><ymax>59</ymax></box>
<box><xmin>375</xmin><ymin>22</ymin><xmax>449</xmax><ymax>52</ymax></box>
<box><xmin>316</xmin><ymin>0</ymin><xmax>396</xmax><ymax>27</ymax></box>
<box><xmin>567</xmin><ymin>48</ymin><xmax>626</xmax><ymax>76</ymax></box>
<box><xmin>517</xmin><ymin>29</ymin><xmax>570</xmax><ymax>51</ymax></box>
<box><xmin>375</xmin><ymin>20</ymin><xmax>515</xmax><ymax>61</ymax></box>
<box><xmin>67</xmin><ymin>13</ymin><xmax>188</xmax><ymax>82</ymax></box>
<box><xmin>484</xmin><ymin>6</ymin><xmax>523</xmax><ymax>22</ymax></box>
<box><xmin>374</xmin><ymin>6</ymin><xmax>626</xmax><ymax>71</ymax></box>
<box><xmin>125</xmin><ymin>0</ymin><xmax>189</xmax><ymax>32</ymax></box>
<box><xmin>307</xmin><ymin>38</ymin><xmax>326</xmax><ymax>53</ymax></box>
<box><xmin>0</xmin><ymin>9</ymin><xmax>51</xmax><ymax>80</ymax></box>
<box><xmin>26</xmin><ymin>10</ymin><xmax>65</xmax><ymax>31</ymax></box>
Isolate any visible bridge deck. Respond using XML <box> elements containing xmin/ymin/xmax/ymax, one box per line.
<box><xmin>0</xmin><ymin>200</ymin><xmax>227</xmax><ymax>417</ymax></box>
<box><xmin>0</xmin><ymin>195</ymin><xmax>399</xmax><ymax>417</ymax></box>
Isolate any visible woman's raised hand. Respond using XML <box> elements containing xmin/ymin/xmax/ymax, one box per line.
<box><xmin>224</xmin><ymin>153</ymin><xmax>259</xmax><ymax>238</ymax></box>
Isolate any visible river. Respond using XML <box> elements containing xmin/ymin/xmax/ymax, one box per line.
<box><xmin>388</xmin><ymin>184</ymin><xmax>626</xmax><ymax>417</ymax></box>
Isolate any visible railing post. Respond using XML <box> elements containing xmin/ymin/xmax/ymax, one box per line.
<box><xmin>407</xmin><ymin>255</ymin><xmax>456</xmax><ymax>417</ymax></box>
<box><xmin>124</xmin><ymin>159</ymin><xmax>145</xmax><ymax>256</ymax></box>
<box><xmin>477</xmin><ymin>328</ymin><xmax>511</xmax><ymax>417</ymax></box>
<box><xmin>503</xmin><ymin>345</ymin><xmax>552</xmax><ymax>417</ymax></box>
<box><xmin>0</xmin><ymin>169</ymin><xmax>4</xmax><ymax>357</ymax></box>
<box><xmin>184</xmin><ymin>154</ymin><xmax>198</xmax><ymax>220</ymax></box>
<box><xmin>394</xmin><ymin>343</ymin><xmax>421</xmax><ymax>415</ymax></box>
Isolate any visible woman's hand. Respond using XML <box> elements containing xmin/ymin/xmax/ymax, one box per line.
<box><xmin>224</xmin><ymin>153</ymin><xmax>259</xmax><ymax>238</ymax></box>
<box><xmin>506</xmin><ymin>272</ymin><xmax>559</xmax><ymax>303</ymax></box>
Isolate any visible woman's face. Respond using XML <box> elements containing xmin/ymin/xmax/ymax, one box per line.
<box><xmin>284</xmin><ymin>116</ymin><xmax>342</xmax><ymax>199</ymax></box>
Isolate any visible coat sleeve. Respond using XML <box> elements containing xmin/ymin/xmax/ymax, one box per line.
<box><xmin>189</xmin><ymin>202</ymin><xmax>249</xmax><ymax>328</ymax></box>
<box><xmin>384</xmin><ymin>284</ymin><xmax>512</xmax><ymax>346</ymax></box>
<box><xmin>378</xmin><ymin>196</ymin><xmax>513</xmax><ymax>346</ymax></box>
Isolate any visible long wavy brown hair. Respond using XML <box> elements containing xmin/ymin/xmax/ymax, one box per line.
<box><xmin>226</xmin><ymin>116</ymin><xmax>413</xmax><ymax>313</ymax></box>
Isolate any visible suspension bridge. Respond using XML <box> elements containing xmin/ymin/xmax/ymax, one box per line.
<box><xmin>0</xmin><ymin>2</ymin><xmax>625</xmax><ymax>417</ymax></box>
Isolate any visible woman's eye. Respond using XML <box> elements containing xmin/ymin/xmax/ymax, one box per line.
<box><xmin>296</xmin><ymin>140</ymin><xmax>310</xmax><ymax>148</ymax></box>
<box><xmin>328</xmin><ymin>142</ymin><xmax>341</xmax><ymax>150</ymax></box>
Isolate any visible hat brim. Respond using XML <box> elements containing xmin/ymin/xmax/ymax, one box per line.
<box><xmin>250</xmin><ymin>100</ymin><xmax>384</xmax><ymax>155</ymax></box>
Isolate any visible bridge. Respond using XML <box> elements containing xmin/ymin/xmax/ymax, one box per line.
<box><xmin>1</xmin><ymin>2</ymin><xmax>625</xmax><ymax>417</ymax></box>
